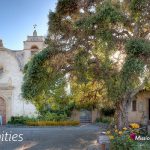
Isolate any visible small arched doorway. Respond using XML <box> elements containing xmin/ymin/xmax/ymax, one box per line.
<box><xmin>0</xmin><ymin>97</ymin><xmax>6</xmax><ymax>125</ymax></box>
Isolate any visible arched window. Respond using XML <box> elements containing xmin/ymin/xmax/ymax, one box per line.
<box><xmin>31</xmin><ymin>45</ymin><xmax>39</xmax><ymax>50</ymax></box>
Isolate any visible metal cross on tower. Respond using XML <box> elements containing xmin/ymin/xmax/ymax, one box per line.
<box><xmin>33</xmin><ymin>24</ymin><xmax>37</xmax><ymax>30</ymax></box>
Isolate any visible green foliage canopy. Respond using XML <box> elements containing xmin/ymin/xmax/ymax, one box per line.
<box><xmin>22</xmin><ymin>0</ymin><xmax>150</xmax><ymax>123</ymax></box>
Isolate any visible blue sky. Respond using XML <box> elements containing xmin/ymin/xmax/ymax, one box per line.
<box><xmin>0</xmin><ymin>0</ymin><xmax>57</xmax><ymax>50</ymax></box>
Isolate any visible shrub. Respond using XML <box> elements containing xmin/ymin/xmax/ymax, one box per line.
<box><xmin>102</xmin><ymin>117</ymin><xmax>113</xmax><ymax>123</ymax></box>
<box><xmin>95</xmin><ymin>118</ymin><xmax>101</xmax><ymax>123</ymax></box>
<box><xmin>107</xmin><ymin>123</ymin><xmax>149</xmax><ymax>150</ymax></box>
<box><xmin>8</xmin><ymin>113</ymin><xmax>69</xmax><ymax>125</ymax></box>
<box><xmin>26</xmin><ymin>121</ymin><xmax>80</xmax><ymax>126</ymax></box>
<box><xmin>109</xmin><ymin>129</ymin><xmax>136</xmax><ymax>150</ymax></box>
<box><xmin>125</xmin><ymin>38</ymin><xmax>150</xmax><ymax>57</ymax></box>
<box><xmin>8</xmin><ymin>116</ymin><xmax>36</xmax><ymax>125</ymax></box>
<box><xmin>38</xmin><ymin>113</ymin><xmax>68</xmax><ymax>121</ymax></box>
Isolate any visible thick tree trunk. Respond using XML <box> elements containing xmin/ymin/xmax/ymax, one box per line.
<box><xmin>115</xmin><ymin>83</ymin><xmax>146</xmax><ymax>129</ymax></box>
<box><xmin>115</xmin><ymin>97</ymin><xmax>130</xmax><ymax>129</ymax></box>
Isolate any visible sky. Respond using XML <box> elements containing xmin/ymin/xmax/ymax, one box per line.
<box><xmin>0</xmin><ymin>0</ymin><xmax>57</xmax><ymax>50</ymax></box>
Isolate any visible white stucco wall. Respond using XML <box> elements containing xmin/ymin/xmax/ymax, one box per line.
<box><xmin>0</xmin><ymin>32</ymin><xmax>46</xmax><ymax>122</ymax></box>
<box><xmin>23</xmin><ymin>50</ymin><xmax>32</xmax><ymax>64</ymax></box>
<box><xmin>0</xmin><ymin>50</ymin><xmax>37</xmax><ymax>121</ymax></box>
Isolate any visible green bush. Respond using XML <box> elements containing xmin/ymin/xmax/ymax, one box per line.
<box><xmin>8</xmin><ymin>113</ymin><xmax>68</xmax><ymax>125</ymax></box>
<box><xmin>8</xmin><ymin>116</ymin><xmax>36</xmax><ymax>125</ymax></box>
<box><xmin>38</xmin><ymin>113</ymin><xmax>68</xmax><ymax>121</ymax></box>
<box><xmin>125</xmin><ymin>39</ymin><xmax>150</xmax><ymax>56</ymax></box>
<box><xmin>101</xmin><ymin>117</ymin><xmax>113</xmax><ymax>123</ymax></box>
<box><xmin>95</xmin><ymin>118</ymin><xmax>101</xmax><ymax>123</ymax></box>
<box><xmin>110</xmin><ymin>132</ymin><xmax>136</xmax><ymax>150</ymax></box>
<box><xmin>96</xmin><ymin>116</ymin><xmax>113</xmax><ymax>124</ymax></box>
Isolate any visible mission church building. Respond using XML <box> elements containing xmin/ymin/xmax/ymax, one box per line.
<box><xmin>1</xmin><ymin>29</ymin><xmax>150</xmax><ymax>126</ymax></box>
<box><xmin>0</xmin><ymin>30</ymin><xmax>46</xmax><ymax>124</ymax></box>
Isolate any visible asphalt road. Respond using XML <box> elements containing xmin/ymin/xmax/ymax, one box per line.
<box><xmin>0</xmin><ymin>125</ymin><xmax>101</xmax><ymax>150</ymax></box>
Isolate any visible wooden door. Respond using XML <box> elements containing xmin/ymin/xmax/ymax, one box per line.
<box><xmin>0</xmin><ymin>97</ymin><xmax>6</xmax><ymax>125</ymax></box>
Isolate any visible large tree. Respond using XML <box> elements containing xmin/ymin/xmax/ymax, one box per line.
<box><xmin>22</xmin><ymin>0</ymin><xmax>150</xmax><ymax>128</ymax></box>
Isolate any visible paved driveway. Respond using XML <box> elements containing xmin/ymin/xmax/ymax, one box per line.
<box><xmin>0</xmin><ymin>125</ymin><xmax>101</xmax><ymax>150</ymax></box>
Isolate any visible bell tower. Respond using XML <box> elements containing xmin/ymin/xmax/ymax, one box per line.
<box><xmin>23</xmin><ymin>25</ymin><xmax>46</xmax><ymax>64</ymax></box>
<box><xmin>23</xmin><ymin>25</ymin><xmax>45</xmax><ymax>51</ymax></box>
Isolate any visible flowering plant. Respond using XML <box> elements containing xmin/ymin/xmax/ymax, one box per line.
<box><xmin>106</xmin><ymin>123</ymin><xmax>149</xmax><ymax>149</ymax></box>
<box><xmin>130</xmin><ymin>123</ymin><xmax>140</xmax><ymax>129</ymax></box>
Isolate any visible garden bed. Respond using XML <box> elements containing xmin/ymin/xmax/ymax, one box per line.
<box><xmin>8</xmin><ymin>116</ymin><xmax>80</xmax><ymax>127</ymax></box>
<box><xmin>106</xmin><ymin>123</ymin><xmax>150</xmax><ymax>150</ymax></box>
<box><xmin>26</xmin><ymin>121</ymin><xmax>80</xmax><ymax>126</ymax></box>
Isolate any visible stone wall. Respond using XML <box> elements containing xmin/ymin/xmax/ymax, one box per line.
<box><xmin>71</xmin><ymin>110</ymin><xmax>80</xmax><ymax>121</ymax></box>
<box><xmin>71</xmin><ymin>109</ymin><xmax>100</xmax><ymax>123</ymax></box>
<box><xmin>128</xmin><ymin>91</ymin><xmax>150</xmax><ymax>125</ymax></box>
<box><xmin>92</xmin><ymin>109</ymin><xmax>100</xmax><ymax>123</ymax></box>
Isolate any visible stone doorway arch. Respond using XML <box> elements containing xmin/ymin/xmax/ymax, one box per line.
<box><xmin>0</xmin><ymin>97</ymin><xmax>6</xmax><ymax>125</ymax></box>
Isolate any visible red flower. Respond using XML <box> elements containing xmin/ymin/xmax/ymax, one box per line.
<box><xmin>130</xmin><ymin>133</ymin><xmax>136</xmax><ymax>140</ymax></box>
